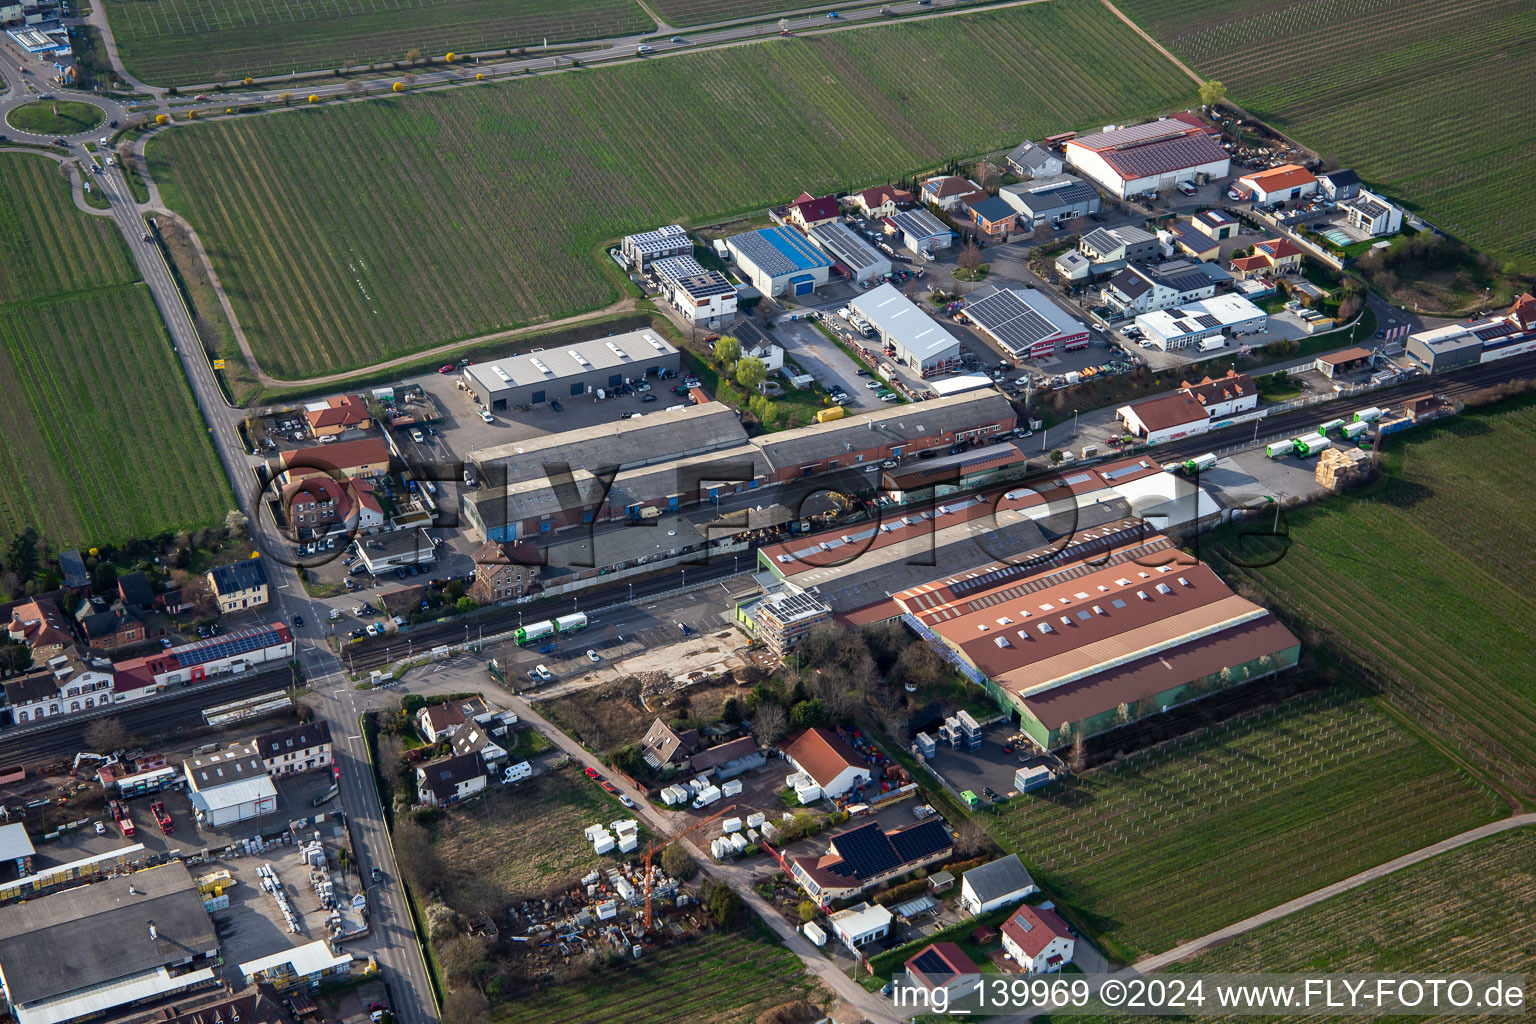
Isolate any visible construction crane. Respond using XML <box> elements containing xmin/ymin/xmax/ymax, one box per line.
<box><xmin>641</xmin><ymin>803</ymin><xmax>736</xmax><ymax>932</ymax></box>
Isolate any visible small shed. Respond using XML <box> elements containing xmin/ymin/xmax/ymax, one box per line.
<box><xmin>927</xmin><ymin>870</ymin><xmax>955</xmax><ymax>894</ymax></box>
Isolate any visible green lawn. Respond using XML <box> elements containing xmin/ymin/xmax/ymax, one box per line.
<box><xmin>149</xmin><ymin>0</ymin><xmax>1196</xmax><ymax>379</ymax></box>
<box><xmin>100</xmin><ymin>0</ymin><xmax>654</xmax><ymax>87</ymax></box>
<box><xmin>489</xmin><ymin>927</ymin><xmax>822</xmax><ymax>1024</ymax></box>
<box><xmin>5</xmin><ymin>100</ymin><xmax>103</xmax><ymax>135</ymax></box>
<box><xmin>0</xmin><ymin>153</ymin><xmax>231</xmax><ymax>547</ymax></box>
<box><xmin>989</xmin><ymin>686</ymin><xmax>1503</xmax><ymax>961</ymax></box>
<box><xmin>1113</xmin><ymin>0</ymin><xmax>1536</xmax><ymax>273</ymax></box>
<box><xmin>1207</xmin><ymin>399</ymin><xmax>1536</xmax><ymax>801</ymax></box>
<box><xmin>1041</xmin><ymin>827</ymin><xmax>1536</xmax><ymax>1024</ymax></box>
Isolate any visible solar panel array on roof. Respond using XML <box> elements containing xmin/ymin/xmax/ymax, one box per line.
<box><xmin>889</xmin><ymin>208</ymin><xmax>950</xmax><ymax>241</ymax></box>
<box><xmin>829</xmin><ymin>822</ymin><xmax>900</xmax><ymax>878</ymax></box>
<box><xmin>649</xmin><ymin>254</ymin><xmax>705</xmax><ymax>284</ymax></box>
<box><xmin>1079</xmin><ymin>119</ymin><xmax>1193</xmax><ymax>150</ymax></box>
<box><xmin>966</xmin><ymin>289</ymin><xmax>1064</xmax><ymax>354</ymax></box>
<box><xmin>909</xmin><ymin>946</ymin><xmax>953</xmax><ymax>976</ymax></box>
<box><xmin>729</xmin><ymin>226</ymin><xmax>832</xmax><ymax>278</ymax></box>
<box><xmin>173</xmin><ymin>625</ymin><xmax>288</xmax><ymax>667</ymax></box>
<box><xmin>1195</xmin><ymin>314</ymin><xmax>1221</xmax><ymax>329</ymax></box>
<box><xmin>675</xmin><ymin>272</ymin><xmax>736</xmax><ymax>300</ymax></box>
<box><xmin>1100</xmin><ymin>133</ymin><xmax>1228</xmax><ymax>181</ymax></box>
<box><xmin>808</xmin><ymin>221</ymin><xmax>888</xmax><ymax>274</ymax></box>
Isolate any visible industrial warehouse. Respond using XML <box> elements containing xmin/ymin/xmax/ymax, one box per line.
<box><xmin>850</xmin><ymin>283</ymin><xmax>963</xmax><ymax>373</ymax></box>
<box><xmin>726</xmin><ymin>225</ymin><xmax>834</xmax><ymax>297</ymax></box>
<box><xmin>462</xmin><ymin>330</ymin><xmax>681</xmax><ymax>411</ymax></box>
<box><xmin>1064</xmin><ymin>115</ymin><xmax>1230</xmax><ymax>199</ymax></box>
<box><xmin>963</xmin><ymin>286</ymin><xmax>1091</xmax><ymax>359</ymax></box>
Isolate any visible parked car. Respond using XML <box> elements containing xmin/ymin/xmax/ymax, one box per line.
<box><xmin>618</xmin><ymin>795</ymin><xmax>636</xmax><ymax>808</ymax></box>
<box><xmin>585</xmin><ymin>767</ymin><xmax>602</xmax><ymax>779</ymax></box>
<box><xmin>438</xmin><ymin>364</ymin><xmax>455</xmax><ymax>373</ymax></box>
<box><xmin>551</xmin><ymin>399</ymin><xmax>564</xmax><ymax>412</ymax></box>
<box><xmin>641</xmin><ymin>394</ymin><xmax>657</xmax><ymax>403</ymax></box>
<box><xmin>881</xmin><ymin>459</ymin><xmax>898</xmax><ymax>468</ymax></box>
<box><xmin>586</xmin><ymin>649</ymin><xmax>601</xmax><ymax>663</ymax></box>
<box><xmin>479</xmin><ymin>410</ymin><xmax>494</xmax><ymax>423</ymax></box>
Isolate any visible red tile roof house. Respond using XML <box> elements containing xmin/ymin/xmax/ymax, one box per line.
<box><xmin>280</xmin><ymin>475</ymin><xmax>385</xmax><ymax>538</ymax></box>
<box><xmin>788</xmin><ymin>193</ymin><xmax>842</xmax><ymax>230</ymax></box>
<box><xmin>417</xmin><ymin>702</ymin><xmax>466</xmax><ymax>743</ymax></box>
<box><xmin>6</xmin><ymin>598</ymin><xmax>74</xmax><ymax>661</ymax></box>
<box><xmin>902</xmin><ymin>942</ymin><xmax>981</xmax><ymax>1005</ymax></box>
<box><xmin>781</xmin><ymin>726</ymin><xmax>871</xmax><ymax>799</ymax></box>
<box><xmin>303</xmin><ymin>393</ymin><xmax>372</xmax><ymax>437</ymax></box>
<box><xmin>855</xmin><ymin>184</ymin><xmax>915</xmax><ymax>219</ymax></box>
<box><xmin>1000</xmin><ymin>903</ymin><xmax>1075</xmax><ymax>974</ymax></box>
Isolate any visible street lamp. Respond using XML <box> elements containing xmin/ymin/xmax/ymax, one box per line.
<box><xmin>628</xmin><ymin>582</ymin><xmax>634</xmax><ymax>602</ymax></box>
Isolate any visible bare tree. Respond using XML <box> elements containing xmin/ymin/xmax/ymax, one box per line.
<box><xmin>392</xmin><ymin>818</ymin><xmax>444</xmax><ymax>896</ymax></box>
<box><xmin>957</xmin><ymin>243</ymin><xmax>983</xmax><ymax>272</ymax></box>
<box><xmin>975</xmin><ymin>160</ymin><xmax>1001</xmax><ymax>192</ymax></box>
<box><xmin>751</xmin><ymin>703</ymin><xmax>788</xmax><ymax>746</ymax></box>
<box><xmin>1068</xmin><ymin>731</ymin><xmax>1087</xmax><ymax>773</ymax></box>
<box><xmin>345</xmin><ymin>79</ymin><xmax>364</xmax><ymax>96</ymax></box>
<box><xmin>84</xmin><ymin>717</ymin><xmax>128</xmax><ymax>753</ymax></box>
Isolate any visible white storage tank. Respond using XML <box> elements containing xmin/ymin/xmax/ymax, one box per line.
<box><xmin>722</xmin><ymin>817</ymin><xmax>742</xmax><ymax>834</ymax></box>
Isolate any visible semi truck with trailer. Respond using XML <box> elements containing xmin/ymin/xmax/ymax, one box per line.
<box><xmin>1318</xmin><ymin>418</ymin><xmax>1346</xmax><ymax>436</ymax></box>
<box><xmin>1353</xmin><ymin>407</ymin><xmax>1385</xmax><ymax>423</ymax></box>
<box><xmin>554</xmin><ymin>612</ymin><xmax>588</xmax><ymax>633</ymax></box>
<box><xmin>514</xmin><ymin>620</ymin><xmax>556</xmax><ymax>646</ymax></box>
<box><xmin>1342</xmin><ymin>421</ymin><xmax>1369</xmax><ymax>440</ymax></box>
<box><xmin>1265</xmin><ymin>440</ymin><xmax>1294</xmax><ymax>458</ymax></box>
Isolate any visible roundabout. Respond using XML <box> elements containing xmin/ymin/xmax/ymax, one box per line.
<box><xmin>5</xmin><ymin>99</ymin><xmax>105</xmax><ymax>137</ymax></box>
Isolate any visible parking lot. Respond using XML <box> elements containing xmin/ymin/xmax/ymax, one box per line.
<box><xmin>770</xmin><ymin>317</ymin><xmax>883</xmax><ymax>410</ymax></box>
<box><xmin>920</xmin><ymin>722</ymin><xmax>1048</xmax><ymax>803</ymax></box>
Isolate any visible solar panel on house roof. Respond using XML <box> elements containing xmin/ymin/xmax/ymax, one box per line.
<box><xmin>966</xmin><ymin>289</ymin><xmax>1063</xmax><ymax>354</ymax></box>
<box><xmin>173</xmin><ymin>626</ymin><xmax>286</xmax><ymax>667</ymax></box>
<box><xmin>675</xmin><ymin>272</ymin><xmax>736</xmax><ymax>300</ymax></box>
<box><xmin>909</xmin><ymin>945</ymin><xmax>953</xmax><ymax>976</ymax></box>
<box><xmin>830</xmin><ymin>822</ymin><xmax>902</xmax><ymax>878</ymax></box>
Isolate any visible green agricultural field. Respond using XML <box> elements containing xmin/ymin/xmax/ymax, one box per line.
<box><xmin>1044</xmin><ymin>827</ymin><xmax>1536</xmax><ymax>1024</ymax></box>
<box><xmin>991</xmin><ymin>687</ymin><xmax>1502</xmax><ymax>961</ymax></box>
<box><xmin>150</xmin><ymin>0</ymin><xmax>1195</xmax><ymax>379</ymax></box>
<box><xmin>0</xmin><ymin>153</ymin><xmax>230</xmax><ymax>548</ymax></box>
<box><xmin>1113</xmin><ymin>0</ymin><xmax>1536</xmax><ymax>273</ymax></box>
<box><xmin>489</xmin><ymin>928</ymin><xmax>822</xmax><ymax>1024</ymax></box>
<box><xmin>648</xmin><ymin>0</ymin><xmax>844</xmax><ymax>25</ymax></box>
<box><xmin>1208</xmin><ymin>400</ymin><xmax>1536</xmax><ymax>800</ymax></box>
<box><xmin>101</xmin><ymin>0</ymin><xmax>653</xmax><ymax>88</ymax></box>
<box><xmin>5</xmin><ymin>100</ymin><xmax>104</xmax><ymax>135</ymax></box>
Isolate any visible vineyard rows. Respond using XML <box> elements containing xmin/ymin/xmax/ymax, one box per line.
<box><xmin>488</xmin><ymin>929</ymin><xmax>818</xmax><ymax>1024</ymax></box>
<box><xmin>0</xmin><ymin>152</ymin><xmax>230</xmax><ymax>547</ymax></box>
<box><xmin>1114</xmin><ymin>0</ymin><xmax>1536</xmax><ymax>271</ymax></box>
<box><xmin>104</xmin><ymin>0</ymin><xmax>653</xmax><ymax>86</ymax></box>
<box><xmin>150</xmin><ymin>0</ymin><xmax>1196</xmax><ymax>378</ymax></box>
<box><xmin>992</xmin><ymin>689</ymin><xmax>1501</xmax><ymax>957</ymax></box>
<box><xmin>1212</xmin><ymin>403</ymin><xmax>1536</xmax><ymax>793</ymax></box>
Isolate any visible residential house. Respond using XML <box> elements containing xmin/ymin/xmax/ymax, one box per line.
<box><xmin>1168</xmin><ymin>221</ymin><xmax>1221</xmax><ymax>261</ymax></box>
<box><xmin>207</xmin><ymin>558</ymin><xmax>270</xmax><ymax>615</ymax></box>
<box><xmin>903</xmin><ymin>942</ymin><xmax>981</xmax><ymax>1004</ymax></box>
<box><xmin>1004</xmin><ymin>140</ymin><xmax>1063</xmax><ymax>179</ymax></box>
<box><xmin>1103</xmin><ymin>260</ymin><xmax>1218</xmax><ymax>315</ymax></box>
<box><xmin>781</xmin><ymin>726</ymin><xmax>871</xmax><ymax>799</ymax></box>
<box><xmin>854</xmin><ymin>184</ymin><xmax>914</xmax><ymax>219</ymax></box>
<box><xmin>790</xmin><ymin>818</ymin><xmax>954</xmax><ymax>903</ymax></box>
<box><xmin>1000</xmin><ymin>904</ymin><xmax>1075</xmax><ymax>974</ymax></box>
<box><xmin>1317</xmin><ymin>169</ymin><xmax>1361</xmax><ymax>201</ymax></box>
<box><xmin>417</xmin><ymin>702</ymin><xmax>466</xmax><ymax>743</ymax></box>
<box><xmin>1230</xmin><ymin>237</ymin><xmax>1303</xmax><ymax>278</ymax></box>
<box><xmin>921</xmin><ymin>175</ymin><xmax>984</xmax><ymax>212</ymax></box>
<box><xmin>280</xmin><ymin>476</ymin><xmax>385</xmax><ymax>538</ymax></box>
<box><xmin>377</xmin><ymin>584</ymin><xmax>428</xmax><ymax>622</ymax></box>
<box><xmin>416</xmin><ymin>752</ymin><xmax>488</xmax><ymax>807</ymax></box>
<box><xmin>1078</xmin><ymin>225</ymin><xmax>1159</xmax><ymax>266</ymax></box>
<box><xmin>4</xmin><ymin>655</ymin><xmax>114</xmax><ymax>722</ymax></box>
<box><xmin>787</xmin><ymin>193</ymin><xmax>841</xmax><ymax>231</ymax></box>
<box><xmin>641</xmin><ymin>718</ymin><xmax>700</xmax><ymax>770</ymax></box>
<box><xmin>1238</xmin><ymin>164</ymin><xmax>1318</xmax><ymax>205</ymax></box>
<box><xmin>79</xmin><ymin>601</ymin><xmax>147</xmax><ymax>650</ymax></box>
<box><xmin>116</xmin><ymin>571</ymin><xmax>155</xmax><ymax>612</ymax></box>
<box><xmin>302</xmin><ymin>394</ymin><xmax>371</xmax><ymax>437</ymax></box>
<box><xmin>958</xmin><ymin>854</ymin><xmax>1038</xmax><ymax>915</ymax></box>
<box><xmin>184</xmin><ymin>743</ymin><xmax>279</xmax><ymax>826</ymax></box>
<box><xmin>276</xmin><ymin>436</ymin><xmax>391</xmax><ymax>485</ymax></box>
<box><xmin>450</xmin><ymin>721</ymin><xmax>508</xmax><ymax>765</ymax></box>
<box><xmin>1341</xmin><ymin>188</ymin><xmax>1402</xmax><ymax>236</ymax></box>
<box><xmin>6</xmin><ymin>598</ymin><xmax>73</xmax><ymax>662</ymax></box>
<box><xmin>57</xmin><ymin>550</ymin><xmax>89</xmax><ymax>592</ymax></box>
<box><xmin>466</xmin><ymin>540</ymin><xmax>542</xmax><ymax>605</ymax></box>
<box><xmin>964</xmin><ymin>194</ymin><xmax>1018</xmax><ymax>240</ymax></box>
<box><xmin>256</xmin><ymin>720</ymin><xmax>333</xmax><ymax>776</ymax></box>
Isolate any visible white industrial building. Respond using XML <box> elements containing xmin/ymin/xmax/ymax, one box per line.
<box><xmin>958</xmin><ymin>854</ymin><xmax>1038</xmax><ymax>916</ymax></box>
<box><xmin>999</xmin><ymin>174</ymin><xmax>1101</xmax><ymax>230</ymax></box>
<box><xmin>184</xmin><ymin>743</ymin><xmax>278</xmax><ymax>827</ymax></box>
<box><xmin>621</xmin><ymin>224</ymin><xmax>691</xmax><ymax>271</ymax></box>
<box><xmin>850</xmin><ymin>283</ymin><xmax>962</xmax><ymax>373</ymax></box>
<box><xmin>808</xmin><ymin>220</ymin><xmax>892</xmax><ymax>284</ymax></box>
<box><xmin>463</xmin><ymin>329</ymin><xmax>680</xmax><ymax>411</ymax></box>
<box><xmin>1135</xmin><ymin>294</ymin><xmax>1267</xmax><ymax>350</ymax></box>
<box><xmin>884</xmin><ymin>208</ymin><xmax>953</xmax><ymax>254</ymax></box>
<box><xmin>670</xmin><ymin>271</ymin><xmax>738</xmax><ymax>323</ymax></box>
<box><xmin>1065</xmin><ymin>116</ymin><xmax>1229</xmax><ymax>199</ymax></box>
<box><xmin>726</xmin><ymin>226</ymin><xmax>833</xmax><ymax>297</ymax></box>
<box><xmin>827</xmin><ymin>902</ymin><xmax>893</xmax><ymax>952</ymax></box>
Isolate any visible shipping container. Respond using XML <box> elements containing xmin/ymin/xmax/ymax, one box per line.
<box><xmin>1293</xmin><ymin>436</ymin><xmax>1332</xmax><ymax>457</ymax></box>
<box><xmin>554</xmin><ymin>612</ymin><xmax>588</xmax><ymax>633</ymax></box>
<box><xmin>1353</xmin><ymin>407</ymin><xmax>1384</xmax><ymax>423</ymax></box>
<box><xmin>1342</xmin><ymin>421</ymin><xmax>1368</xmax><ymax>439</ymax></box>
<box><xmin>1265</xmin><ymin>440</ymin><xmax>1294</xmax><ymax>458</ymax></box>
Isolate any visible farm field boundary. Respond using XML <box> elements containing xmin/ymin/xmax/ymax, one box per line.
<box><xmin>989</xmin><ymin>685</ymin><xmax>1503</xmax><ymax>962</ymax></box>
<box><xmin>1110</xmin><ymin>0</ymin><xmax>1536</xmax><ymax>273</ymax></box>
<box><xmin>0</xmin><ymin>152</ymin><xmax>231</xmax><ymax>548</ymax></box>
<box><xmin>149</xmin><ymin>0</ymin><xmax>1197</xmax><ymax>380</ymax></box>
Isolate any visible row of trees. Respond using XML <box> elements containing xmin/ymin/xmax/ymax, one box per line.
<box><xmin>712</xmin><ymin>335</ymin><xmax>768</xmax><ymax>394</ymax></box>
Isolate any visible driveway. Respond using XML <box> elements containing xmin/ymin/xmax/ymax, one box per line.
<box><xmin>771</xmin><ymin>318</ymin><xmax>879</xmax><ymax>410</ymax></box>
